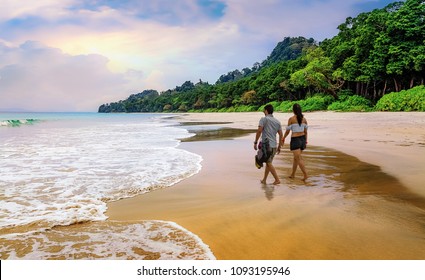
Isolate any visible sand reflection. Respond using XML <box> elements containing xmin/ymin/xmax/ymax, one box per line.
<box><xmin>257</xmin><ymin>145</ymin><xmax>425</xmax><ymax>259</ymax></box>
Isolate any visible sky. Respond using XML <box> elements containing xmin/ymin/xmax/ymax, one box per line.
<box><xmin>0</xmin><ymin>0</ymin><xmax>398</xmax><ymax>112</ymax></box>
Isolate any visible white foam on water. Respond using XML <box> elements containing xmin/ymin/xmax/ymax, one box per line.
<box><xmin>0</xmin><ymin>114</ymin><xmax>212</xmax><ymax>259</ymax></box>
<box><xmin>0</xmin><ymin>220</ymin><xmax>216</xmax><ymax>260</ymax></box>
<box><xmin>0</xmin><ymin>115</ymin><xmax>203</xmax><ymax>230</ymax></box>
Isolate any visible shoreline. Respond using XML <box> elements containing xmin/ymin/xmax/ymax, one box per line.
<box><xmin>106</xmin><ymin>111</ymin><xmax>425</xmax><ymax>259</ymax></box>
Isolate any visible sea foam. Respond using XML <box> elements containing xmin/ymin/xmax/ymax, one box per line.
<box><xmin>0</xmin><ymin>220</ymin><xmax>215</xmax><ymax>260</ymax></box>
<box><xmin>0</xmin><ymin>113</ymin><xmax>211</xmax><ymax>259</ymax></box>
<box><xmin>0</xmin><ymin>114</ymin><xmax>202</xmax><ymax>229</ymax></box>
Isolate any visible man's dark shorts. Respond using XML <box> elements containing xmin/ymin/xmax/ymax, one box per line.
<box><xmin>290</xmin><ymin>135</ymin><xmax>306</xmax><ymax>151</ymax></box>
<box><xmin>266</xmin><ymin>148</ymin><xmax>277</xmax><ymax>163</ymax></box>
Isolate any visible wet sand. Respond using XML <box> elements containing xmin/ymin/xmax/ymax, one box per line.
<box><xmin>107</xmin><ymin>112</ymin><xmax>425</xmax><ymax>259</ymax></box>
<box><xmin>174</xmin><ymin>112</ymin><xmax>425</xmax><ymax>197</ymax></box>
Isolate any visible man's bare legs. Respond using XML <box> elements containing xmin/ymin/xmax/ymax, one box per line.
<box><xmin>261</xmin><ymin>162</ymin><xmax>281</xmax><ymax>185</ymax></box>
<box><xmin>289</xmin><ymin>149</ymin><xmax>308</xmax><ymax>181</ymax></box>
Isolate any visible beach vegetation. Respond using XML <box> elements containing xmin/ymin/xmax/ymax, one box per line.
<box><xmin>327</xmin><ymin>95</ymin><xmax>373</xmax><ymax>112</ymax></box>
<box><xmin>99</xmin><ymin>0</ymin><xmax>424</xmax><ymax>113</ymax></box>
<box><xmin>375</xmin><ymin>86</ymin><xmax>425</xmax><ymax>111</ymax></box>
<box><xmin>273</xmin><ymin>94</ymin><xmax>335</xmax><ymax>112</ymax></box>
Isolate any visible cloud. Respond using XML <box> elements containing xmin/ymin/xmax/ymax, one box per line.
<box><xmin>0</xmin><ymin>41</ymin><xmax>141</xmax><ymax>112</ymax></box>
<box><xmin>222</xmin><ymin>0</ymin><xmax>357</xmax><ymax>41</ymax></box>
<box><xmin>0</xmin><ymin>0</ymin><xmax>76</xmax><ymax>24</ymax></box>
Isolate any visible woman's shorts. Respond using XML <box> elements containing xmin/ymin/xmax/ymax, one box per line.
<box><xmin>290</xmin><ymin>135</ymin><xmax>306</xmax><ymax>151</ymax></box>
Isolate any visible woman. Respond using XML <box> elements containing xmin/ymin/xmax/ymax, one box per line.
<box><xmin>283</xmin><ymin>103</ymin><xmax>308</xmax><ymax>181</ymax></box>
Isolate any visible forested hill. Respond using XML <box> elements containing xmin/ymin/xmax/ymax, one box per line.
<box><xmin>99</xmin><ymin>0</ymin><xmax>424</xmax><ymax>113</ymax></box>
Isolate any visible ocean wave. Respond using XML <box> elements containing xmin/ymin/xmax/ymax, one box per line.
<box><xmin>0</xmin><ymin>113</ymin><xmax>210</xmax><ymax>260</ymax></box>
<box><xmin>0</xmin><ymin>116</ymin><xmax>202</xmax><ymax>230</ymax></box>
<box><xmin>0</xmin><ymin>220</ymin><xmax>215</xmax><ymax>260</ymax></box>
<box><xmin>0</xmin><ymin>119</ymin><xmax>39</xmax><ymax>127</ymax></box>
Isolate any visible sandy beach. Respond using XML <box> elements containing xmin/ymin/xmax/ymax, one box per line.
<box><xmin>106</xmin><ymin>112</ymin><xmax>425</xmax><ymax>259</ymax></box>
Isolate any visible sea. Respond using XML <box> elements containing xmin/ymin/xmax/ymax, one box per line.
<box><xmin>0</xmin><ymin>112</ymin><xmax>215</xmax><ymax>259</ymax></box>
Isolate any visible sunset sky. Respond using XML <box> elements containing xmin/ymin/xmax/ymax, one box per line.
<box><xmin>0</xmin><ymin>0</ymin><xmax>397</xmax><ymax>112</ymax></box>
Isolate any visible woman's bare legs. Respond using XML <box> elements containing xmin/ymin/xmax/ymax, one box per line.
<box><xmin>290</xmin><ymin>149</ymin><xmax>308</xmax><ymax>181</ymax></box>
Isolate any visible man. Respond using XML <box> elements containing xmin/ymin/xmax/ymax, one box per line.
<box><xmin>254</xmin><ymin>104</ymin><xmax>283</xmax><ymax>185</ymax></box>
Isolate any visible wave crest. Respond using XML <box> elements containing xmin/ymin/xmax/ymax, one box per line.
<box><xmin>0</xmin><ymin>119</ymin><xmax>39</xmax><ymax>127</ymax></box>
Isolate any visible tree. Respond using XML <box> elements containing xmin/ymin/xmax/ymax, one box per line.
<box><xmin>288</xmin><ymin>47</ymin><xmax>342</xmax><ymax>98</ymax></box>
<box><xmin>262</xmin><ymin>37</ymin><xmax>316</xmax><ymax>67</ymax></box>
<box><xmin>386</xmin><ymin>0</ymin><xmax>425</xmax><ymax>89</ymax></box>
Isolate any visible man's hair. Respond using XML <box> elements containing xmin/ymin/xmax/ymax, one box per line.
<box><xmin>264</xmin><ymin>104</ymin><xmax>274</xmax><ymax>114</ymax></box>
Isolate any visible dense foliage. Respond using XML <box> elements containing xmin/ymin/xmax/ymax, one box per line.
<box><xmin>99</xmin><ymin>0</ymin><xmax>424</xmax><ymax>113</ymax></box>
<box><xmin>375</xmin><ymin>85</ymin><xmax>425</xmax><ymax>111</ymax></box>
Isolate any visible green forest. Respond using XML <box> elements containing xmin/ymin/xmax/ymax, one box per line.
<box><xmin>98</xmin><ymin>0</ymin><xmax>425</xmax><ymax>113</ymax></box>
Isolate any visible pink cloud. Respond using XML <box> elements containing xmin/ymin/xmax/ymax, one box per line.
<box><xmin>0</xmin><ymin>41</ymin><xmax>140</xmax><ymax>112</ymax></box>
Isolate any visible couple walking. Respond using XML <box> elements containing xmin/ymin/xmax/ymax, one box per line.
<box><xmin>254</xmin><ymin>103</ymin><xmax>308</xmax><ymax>185</ymax></box>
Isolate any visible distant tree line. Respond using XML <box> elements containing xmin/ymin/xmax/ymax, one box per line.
<box><xmin>99</xmin><ymin>0</ymin><xmax>424</xmax><ymax>113</ymax></box>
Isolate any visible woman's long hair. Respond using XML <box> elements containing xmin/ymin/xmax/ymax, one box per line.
<box><xmin>293</xmin><ymin>103</ymin><xmax>303</xmax><ymax>125</ymax></box>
